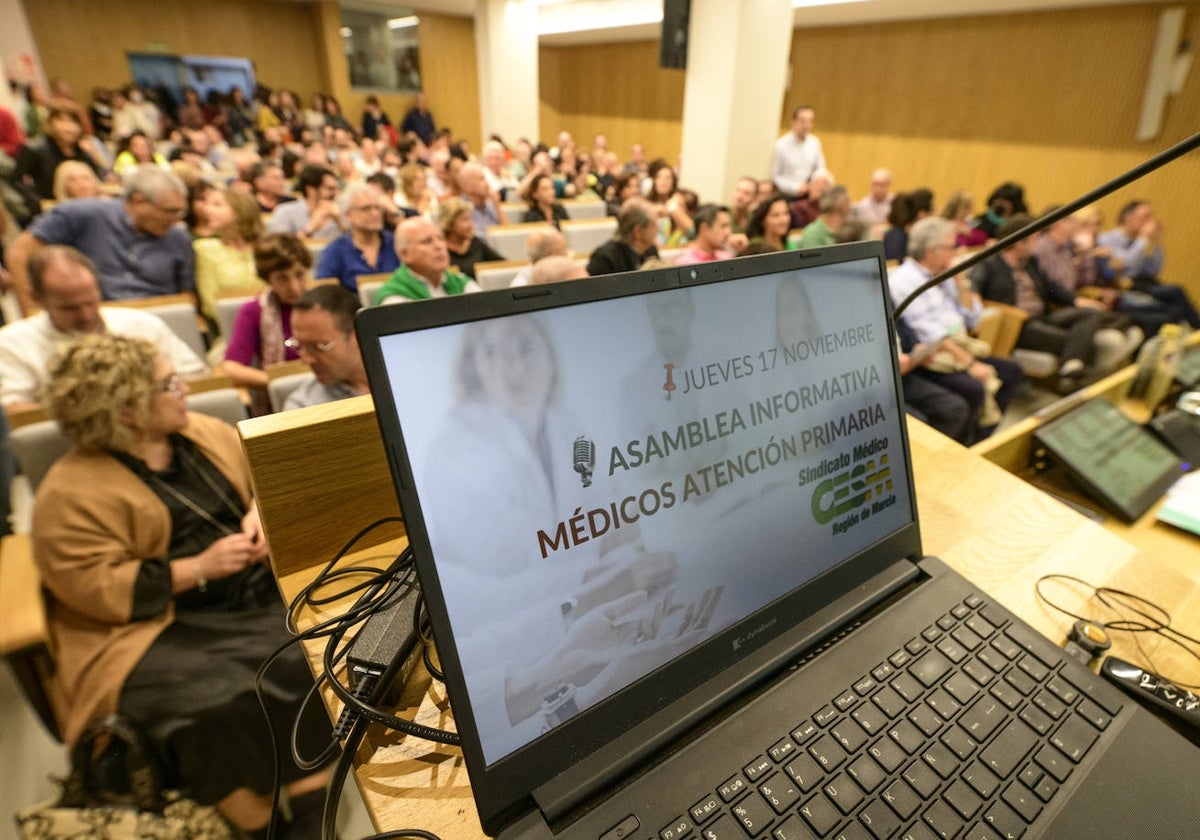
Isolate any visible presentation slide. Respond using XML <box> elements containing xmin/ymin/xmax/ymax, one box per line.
<box><xmin>378</xmin><ymin>260</ymin><xmax>914</xmax><ymax>763</ymax></box>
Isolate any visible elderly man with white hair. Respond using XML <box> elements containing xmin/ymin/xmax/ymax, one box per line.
<box><xmin>375</xmin><ymin>216</ymin><xmax>481</xmax><ymax>304</ymax></box>
<box><xmin>7</xmin><ymin>165</ymin><xmax>194</xmax><ymax>314</ymax></box>
<box><xmin>314</xmin><ymin>183</ymin><xmax>400</xmax><ymax>291</ymax></box>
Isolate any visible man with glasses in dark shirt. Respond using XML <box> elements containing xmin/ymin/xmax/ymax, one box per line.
<box><xmin>283</xmin><ymin>285</ymin><xmax>369</xmax><ymax>411</ymax></box>
<box><xmin>7</xmin><ymin>166</ymin><xmax>193</xmax><ymax>314</ymax></box>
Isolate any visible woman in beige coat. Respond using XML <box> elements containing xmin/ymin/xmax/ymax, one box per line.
<box><xmin>34</xmin><ymin>334</ymin><xmax>329</xmax><ymax>838</ymax></box>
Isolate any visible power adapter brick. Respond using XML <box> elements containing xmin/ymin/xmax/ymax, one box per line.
<box><xmin>347</xmin><ymin>580</ymin><xmax>422</xmax><ymax>707</ymax></box>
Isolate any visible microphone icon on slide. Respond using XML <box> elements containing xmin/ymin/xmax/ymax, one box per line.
<box><xmin>573</xmin><ymin>436</ymin><xmax>596</xmax><ymax>488</ymax></box>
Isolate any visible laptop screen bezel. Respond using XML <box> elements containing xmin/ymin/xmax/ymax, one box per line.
<box><xmin>356</xmin><ymin>242</ymin><xmax>925</xmax><ymax>834</ymax></box>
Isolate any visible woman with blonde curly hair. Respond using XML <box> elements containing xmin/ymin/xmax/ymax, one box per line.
<box><xmin>34</xmin><ymin>333</ymin><xmax>331</xmax><ymax>837</ymax></box>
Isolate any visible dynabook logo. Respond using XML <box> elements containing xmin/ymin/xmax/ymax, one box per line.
<box><xmin>808</xmin><ymin>438</ymin><xmax>895</xmax><ymax>531</ymax></box>
<box><xmin>733</xmin><ymin>617</ymin><xmax>779</xmax><ymax>651</ymax></box>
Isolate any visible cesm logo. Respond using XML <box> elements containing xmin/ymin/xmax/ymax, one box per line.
<box><xmin>808</xmin><ymin>437</ymin><xmax>895</xmax><ymax>532</ymax></box>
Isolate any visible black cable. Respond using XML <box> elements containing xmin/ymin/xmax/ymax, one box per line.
<box><xmin>1035</xmin><ymin>574</ymin><xmax>1200</xmax><ymax>689</ymax></box>
<box><xmin>413</xmin><ymin>594</ymin><xmax>446</xmax><ymax>683</ymax></box>
<box><xmin>254</xmin><ymin>518</ymin><xmax>410</xmax><ymax>839</ymax></box>
<box><xmin>285</xmin><ymin>515</ymin><xmax>407</xmax><ymax>634</ymax></box>
<box><xmin>322</xmin><ymin>711</ymin><xmax>369</xmax><ymax>840</ymax></box>
<box><xmin>892</xmin><ymin>129</ymin><xmax>1200</xmax><ymax>321</ymax></box>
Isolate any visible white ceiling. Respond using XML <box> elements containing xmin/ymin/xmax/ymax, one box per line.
<box><xmin>380</xmin><ymin>0</ymin><xmax>1181</xmax><ymax>45</ymax></box>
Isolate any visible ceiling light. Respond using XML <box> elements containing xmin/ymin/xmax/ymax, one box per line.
<box><xmin>387</xmin><ymin>15</ymin><xmax>420</xmax><ymax>29</ymax></box>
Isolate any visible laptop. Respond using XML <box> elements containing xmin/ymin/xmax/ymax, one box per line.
<box><xmin>357</xmin><ymin>243</ymin><xmax>1200</xmax><ymax>839</ymax></box>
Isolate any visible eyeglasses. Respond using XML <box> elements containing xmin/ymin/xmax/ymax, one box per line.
<box><xmin>284</xmin><ymin>337</ymin><xmax>339</xmax><ymax>354</ymax></box>
<box><xmin>350</xmin><ymin>204</ymin><xmax>382</xmax><ymax>213</ymax></box>
<box><xmin>157</xmin><ymin>372</ymin><xmax>185</xmax><ymax>395</ymax></box>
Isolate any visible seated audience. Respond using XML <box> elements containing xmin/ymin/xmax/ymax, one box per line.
<box><xmin>221</xmin><ymin>234</ymin><xmax>308</xmax><ymax>414</ymax></box>
<box><xmin>973</xmin><ymin>214</ymin><xmax>1133</xmax><ymax>383</ymax></box>
<box><xmin>113</xmin><ymin>131</ymin><xmax>167</xmax><ymax>174</ymax></box>
<box><xmin>8</xmin><ymin>166</ymin><xmax>194</xmax><ymax>314</ymax></box>
<box><xmin>605</xmin><ymin>171</ymin><xmax>642</xmax><ymax>218</ymax></box>
<box><xmin>314</xmin><ymin>184</ymin><xmax>399</xmax><ymax>291</ymax></box>
<box><xmin>675</xmin><ymin>204</ymin><xmax>734</xmax><ymax>264</ymax></box>
<box><xmin>728</xmin><ymin>175</ymin><xmax>759</xmax><ymax>235</ymax></box>
<box><xmin>510</xmin><ymin>229</ymin><xmax>570</xmax><ymax>287</ymax></box>
<box><xmin>284</xmin><ymin>285</ymin><xmax>369</xmax><ymax>410</ymax></box>
<box><xmin>34</xmin><ymin>332</ymin><xmax>330</xmax><ymax>838</ymax></box>
<box><xmin>744</xmin><ymin>195</ymin><xmax>795</xmax><ymax>253</ymax></box>
<box><xmin>52</xmin><ymin>160</ymin><xmax>101</xmax><ymax>201</ymax></box>
<box><xmin>440</xmin><ymin>198</ymin><xmax>505</xmax><ymax>280</ymax></box>
<box><xmin>853</xmin><ymin>167</ymin><xmax>893</xmax><ymax>227</ymax></box>
<box><xmin>522</xmin><ymin>173</ymin><xmax>570</xmax><ymax>227</ymax></box>
<box><xmin>459</xmin><ymin>161</ymin><xmax>508</xmax><ymax>235</ymax></box>
<box><xmin>194</xmin><ymin>189</ymin><xmax>265</xmax><ymax>326</ymax></box>
<box><xmin>888</xmin><ymin>217</ymin><xmax>1023</xmax><ymax>441</ymax></box>
<box><xmin>835</xmin><ymin>216</ymin><xmax>870</xmax><ymax>244</ymax></box>
<box><xmin>267</xmin><ymin>164</ymin><xmax>344</xmax><ymax>241</ymax></box>
<box><xmin>797</xmin><ymin>185</ymin><xmax>851</xmax><ymax>249</ymax></box>
<box><xmin>883</xmin><ymin>195</ymin><xmax>913</xmax><ymax>261</ymax></box>
<box><xmin>249</xmin><ymin>161</ymin><xmax>293</xmax><ymax>213</ymax></box>
<box><xmin>377</xmin><ymin>217</ymin><xmax>481</xmax><ymax>304</ymax></box>
<box><xmin>587</xmin><ymin>198</ymin><xmax>661</xmax><ymax>276</ymax></box>
<box><xmin>185</xmin><ymin>180</ymin><xmax>221</xmax><ymax>239</ymax></box>
<box><xmin>941</xmin><ymin>190</ymin><xmax>987</xmax><ymax>248</ymax></box>
<box><xmin>398</xmin><ymin>162</ymin><xmax>438</xmax><ymax>220</ymax></box>
<box><xmin>788</xmin><ymin>169</ymin><xmax>832</xmax><ymax>230</ymax></box>
<box><xmin>14</xmin><ymin>106</ymin><xmax>106</xmax><ymax>200</ymax></box>
<box><xmin>1096</xmin><ymin>200</ymin><xmax>1200</xmax><ymax>329</ymax></box>
<box><xmin>482</xmin><ymin>139</ymin><xmax>518</xmax><ymax>198</ymax></box>
<box><xmin>0</xmin><ymin>246</ymin><xmax>207</xmax><ymax>413</ymax></box>
<box><xmin>360</xmin><ymin>95</ymin><xmax>393</xmax><ymax>143</ymax></box>
<box><xmin>530</xmin><ymin>255</ymin><xmax>588</xmax><ymax>285</ymax></box>
<box><xmin>972</xmin><ymin>181</ymin><xmax>1026</xmax><ymax>241</ymax></box>
<box><xmin>895</xmin><ymin>318</ymin><xmax>975</xmax><ymax>446</ymax></box>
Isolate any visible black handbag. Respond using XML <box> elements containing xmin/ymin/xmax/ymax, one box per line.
<box><xmin>15</xmin><ymin>716</ymin><xmax>233</xmax><ymax>840</ymax></box>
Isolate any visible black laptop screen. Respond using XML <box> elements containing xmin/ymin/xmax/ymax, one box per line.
<box><xmin>375</xmin><ymin>257</ymin><xmax>914</xmax><ymax>765</ymax></box>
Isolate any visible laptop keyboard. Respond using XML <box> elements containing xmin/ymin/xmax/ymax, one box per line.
<box><xmin>654</xmin><ymin>594</ymin><xmax>1123</xmax><ymax>840</ymax></box>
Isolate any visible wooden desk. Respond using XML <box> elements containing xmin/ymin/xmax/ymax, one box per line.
<box><xmin>243</xmin><ymin>403</ymin><xmax>1200</xmax><ymax>839</ymax></box>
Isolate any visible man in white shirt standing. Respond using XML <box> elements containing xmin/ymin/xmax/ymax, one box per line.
<box><xmin>0</xmin><ymin>246</ymin><xmax>208</xmax><ymax>414</ymax></box>
<box><xmin>770</xmin><ymin>105</ymin><xmax>825</xmax><ymax>200</ymax></box>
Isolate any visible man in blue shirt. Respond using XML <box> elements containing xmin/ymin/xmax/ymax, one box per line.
<box><xmin>889</xmin><ymin>216</ymin><xmax>1022</xmax><ymax>441</ymax></box>
<box><xmin>7</xmin><ymin>166</ymin><xmax>193</xmax><ymax>315</ymax></box>
<box><xmin>315</xmin><ymin>183</ymin><xmax>399</xmax><ymax>292</ymax></box>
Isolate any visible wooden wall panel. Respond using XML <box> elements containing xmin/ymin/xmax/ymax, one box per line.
<box><xmin>540</xmin><ymin>5</ymin><xmax>1198</xmax><ymax>300</ymax></box>
<box><xmin>23</xmin><ymin>0</ymin><xmax>323</xmax><ymax>102</ymax></box>
<box><xmin>539</xmin><ymin>41</ymin><xmax>684</xmax><ymax>163</ymax></box>
<box><xmin>329</xmin><ymin>12</ymin><xmax>483</xmax><ymax>153</ymax></box>
<box><xmin>786</xmin><ymin>4</ymin><xmax>1200</xmax><ymax>303</ymax></box>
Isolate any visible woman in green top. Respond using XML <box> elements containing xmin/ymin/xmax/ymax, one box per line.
<box><xmin>193</xmin><ymin>189</ymin><xmax>266</xmax><ymax>328</ymax></box>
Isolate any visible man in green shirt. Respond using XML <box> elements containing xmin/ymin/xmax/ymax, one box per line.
<box><xmin>797</xmin><ymin>185</ymin><xmax>851</xmax><ymax>250</ymax></box>
<box><xmin>376</xmin><ymin>217</ymin><xmax>481</xmax><ymax>305</ymax></box>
